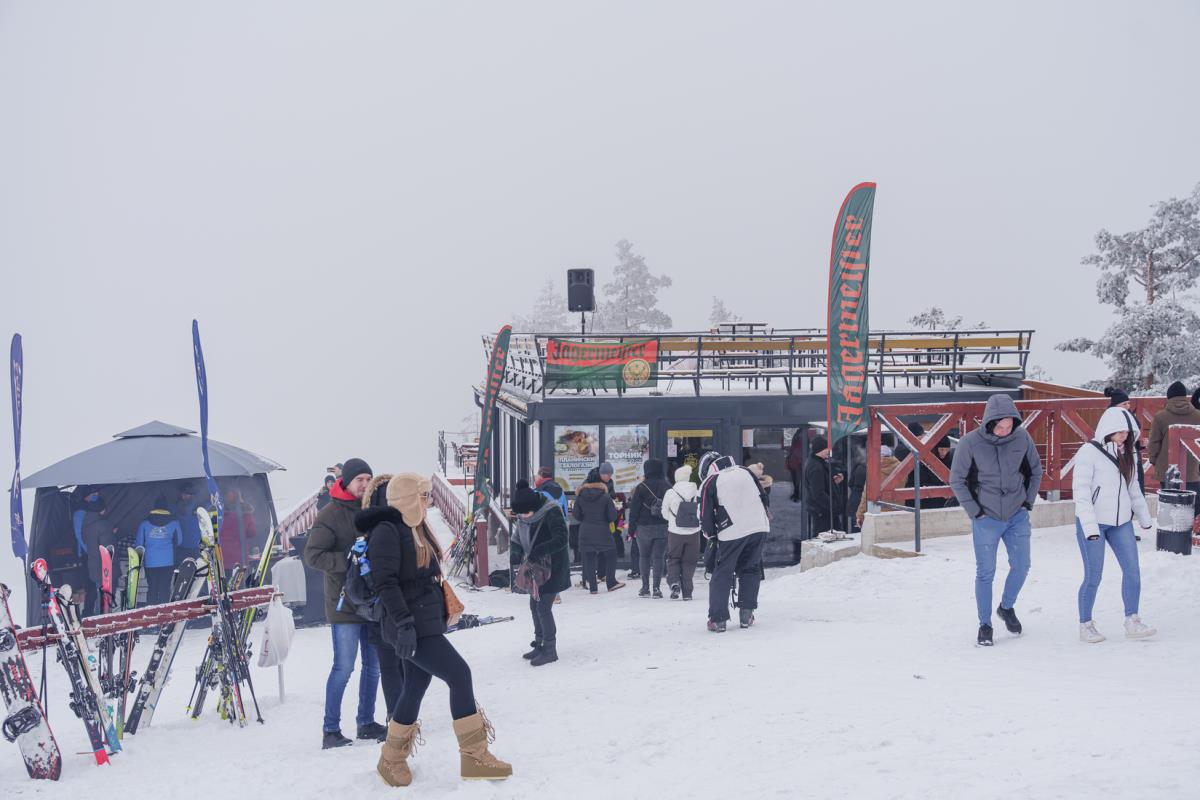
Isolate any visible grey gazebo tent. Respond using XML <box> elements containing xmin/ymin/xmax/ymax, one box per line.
<box><xmin>23</xmin><ymin>421</ymin><xmax>285</xmax><ymax>623</ymax></box>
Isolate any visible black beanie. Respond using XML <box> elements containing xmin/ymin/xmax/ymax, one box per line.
<box><xmin>811</xmin><ymin>435</ymin><xmax>829</xmax><ymax>454</ymax></box>
<box><xmin>340</xmin><ymin>458</ymin><xmax>372</xmax><ymax>487</ymax></box>
<box><xmin>1192</xmin><ymin>387</ymin><xmax>1200</xmax><ymax>411</ymax></box>
<box><xmin>1104</xmin><ymin>387</ymin><xmax>1130</xmax><ymax>407</ymax></box>
<box><xmin>510</xmin><ymin>479</ymin><xmax>544</xmax><ymax>514</ymax></box>
<box><xmin>1167</xmin><ymin>381</ymin><xmax>1188</xmax><ymax>400</ymax></box>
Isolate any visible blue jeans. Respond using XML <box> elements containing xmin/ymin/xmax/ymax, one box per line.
<box><xmin>1075</xmin><ymin>519</ymin><xmax>1140</xmax><ymax>623</ymax></box>
<box><xmin>323</xmin><ymin>623</ymin><xmax>381</xmax><ymax>733</ymax></box>
<box><xmin>971</xmin><ymin>509</ymin><xmax>1031</xmax><ymax>626</ymax></box>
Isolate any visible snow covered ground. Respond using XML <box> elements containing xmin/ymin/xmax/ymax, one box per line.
<box><xmin>5</xmin><ymin>517</ymin><xmax>1199</xmax><ymax>799</ymax></box>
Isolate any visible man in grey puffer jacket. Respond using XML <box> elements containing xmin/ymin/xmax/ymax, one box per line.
<box><xmin>949</xmin><ymin>395</ymin><xmax>1043</xmax><ymax>646</ymax></box>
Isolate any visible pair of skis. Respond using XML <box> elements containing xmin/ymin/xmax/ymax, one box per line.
<box><xmin>124</xmin><ymin>555</ymin><xmax>208</xmax><ymax>734</ymax></box>
<box><xmin>30</xmin><ymin>559</ymin><xmax>120</xmax><ymax>766</ymax></box>
<box><xmin>186</xmin><ymin>508</ymin><xmax>262</xmax><ymax>726</ymax></box>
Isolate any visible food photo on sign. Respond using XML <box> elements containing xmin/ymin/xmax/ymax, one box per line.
<box><xmin>604</xmin><ymin>425</ymin><xmax>650</xmax><ymax>493</ymax></box>
<box><xmin>553</xmin><ymin>425</ymin><xmax>600</xmax><ymax>491</ymax></box>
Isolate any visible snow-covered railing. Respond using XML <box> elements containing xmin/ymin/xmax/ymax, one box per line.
<box><xmin>431</xmin><ymin>472</ymin><xmax>466</xmax><ymax>533</ymax></box>
<box><xmin>864</xmin><ymin>395</ymin><xmax>1168</xmax><ymax>508</ymax></box>
<box><xmin>279</xmin><ymin>492</ymin><xmax>320</xmax><ymax>552</ymax></box>
<box><xmin>486</xmin><ymin>328</ymin><xmax>1035</xmax><ymax>398</ymax></box>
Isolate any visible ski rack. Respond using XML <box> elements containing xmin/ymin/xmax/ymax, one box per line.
<box><xmin>15</xmin><ymin>586</ymin><xmax>276</xmax><ymax>653</ymax></box>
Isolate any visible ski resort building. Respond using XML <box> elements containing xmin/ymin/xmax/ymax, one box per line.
<box><xmin>446</xmin><ymin>326</ymin><xmax>1037</xmax><ymax>567</ymax></box>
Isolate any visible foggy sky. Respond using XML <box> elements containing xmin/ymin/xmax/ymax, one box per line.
<box><xmin>3</xmin><ymin>0</ymin><xmax>1199</xmax><ymax>541</ymax></box>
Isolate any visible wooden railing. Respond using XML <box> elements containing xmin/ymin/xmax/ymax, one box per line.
<box><xmin>486</xmin><ymin>328</ymin><xmax>1033</xmax><ymax>397</ymax></box>
<box><xmin>865</xmin><ymin>396</ymin><xmax>1169</xmax><ymax>506</ymax></box>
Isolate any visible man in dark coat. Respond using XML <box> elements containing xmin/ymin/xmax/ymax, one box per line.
<box><xmin>804</xmin><ymin>436</ymin><xmax>843</xmax><ymax>535</ymax></box>
<box><xmin>510</xmin><ymin>480</ymin><xmax>570</xmax><ymax>666</ymax></box>
<box><xmin>303</xmin><ymin>457</ymin><xmax>387</xmax><ymax>749</ymax></box>
<box><xmin>79</xmin><ymin>490</ymin><xmax>113</xmax><ymax>616</ymax></box>
<box><xmin>627</xmin><ymin>459</ymin><xmax>672</xmax><ymax>597</ymax></box>
<box><xmin>1148</xmin><ymin>381</ymin><xmax>1200</xmax><ymax>513</ymax></box>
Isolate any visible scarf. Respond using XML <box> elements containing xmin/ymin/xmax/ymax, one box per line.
<box><xmin>515</xmin><ymin>502</ymin><xmax>555</xmax><ymax>555</ymax></box>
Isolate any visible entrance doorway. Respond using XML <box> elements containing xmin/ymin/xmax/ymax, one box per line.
<box><xmin>665</xmin><ymin>426</ymin><xmax>720</xmax><ymax>483</ymax></box>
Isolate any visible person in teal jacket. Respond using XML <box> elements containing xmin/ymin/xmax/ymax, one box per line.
<box><xmin>135</xmin><ymin>499</ymin><xmax>183</xmax><ymax>605</ymax></box>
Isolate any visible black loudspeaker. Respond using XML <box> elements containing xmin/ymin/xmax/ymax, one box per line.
<box><xmin>567</xmin><ymin>268</ymin><xmax>595</xmax><ymax>312</ymax></box>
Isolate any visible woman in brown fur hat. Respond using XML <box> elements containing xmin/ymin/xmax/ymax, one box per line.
<box><xmin>355</xmin><ymin>472</ymin><xmax>511</xmax><ymax>786</ymax></box>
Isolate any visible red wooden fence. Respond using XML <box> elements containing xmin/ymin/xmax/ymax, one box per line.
<box><xmin>865</xmin><ymin>397</ymin><xmax>1169</xmax><ymax>507</ymax></box>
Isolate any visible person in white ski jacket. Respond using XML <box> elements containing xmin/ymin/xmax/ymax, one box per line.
<box><xmin>699</xmin><ymin>453</ymin><xmax>770</xmax><ymax>632</ymax></box>
<box><xmin>662</xmin><ymin>465</ymin><xmax>702</xmax><ymax>601</ymax></box>
<box><xmin>1072</xmin><ymin>407</ymin><xmax>1156</xmax><ymax>643</ymax></box>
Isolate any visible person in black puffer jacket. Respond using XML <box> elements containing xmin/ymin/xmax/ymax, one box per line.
<box><xmin>627</xmin><ymin>459</ymin><xmax>672</xmax><ymax>597</ymax></box>
<box><xmin>509</xmin><ymin>480</ymin><xmax>571</xmax><ymax>666</ymax></box>
<box><xmin>572</xmin><ymin>469</ymin><xmax>625</xmax><ymax>594</ymax></box>
<box><xmin>358</xmin><ymin>473</ymin><xmax>511</xmax><ymax>787</ymax></box>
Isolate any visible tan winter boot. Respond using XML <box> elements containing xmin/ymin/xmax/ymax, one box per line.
<box><xmin>377</xmin><ymin>720</ymin><xmax>422</xmax><ymax>787</ymax></box>
<box><xmin>452</xmin><ymin>708</ymin><xmax>512</xmax><ymax>781</ymax></box>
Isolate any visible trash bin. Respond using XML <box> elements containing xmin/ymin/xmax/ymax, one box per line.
<box><xmin>1156</xmin><ymin>489</ymin><xmax>1195</xmax><ymax>555</ymax></box>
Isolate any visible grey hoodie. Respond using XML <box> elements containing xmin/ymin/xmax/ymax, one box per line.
<box><xmin>949</xmin><ymin>394</ymin><xmax>1043</xmax><ymax>522</ymax></box>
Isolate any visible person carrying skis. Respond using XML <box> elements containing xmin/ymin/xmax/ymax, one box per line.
<box><xmin>304</xmin><ymin>458</ymin><xmax>387</xmax><ymax>749</ymax></box>
<box><xmin>699</xmin><ymin>452</ymin><xmax>770</xmax><ymax>632</ymax></box>
<box><xmin>134</xmin><ymin>499</ymin><xmax>183</xmax><ymax>606</ymax></box>
<box><xmin>1073</xmin><ymin>407</ymin><xmax>1157</xmax><ymax>643</ymax></box>
<box><xmin>949</xmin><ymin>394</ymin><xmax>1043</xmax><ymax>647</ymax></box>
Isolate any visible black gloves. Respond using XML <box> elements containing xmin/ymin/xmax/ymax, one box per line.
<box><xmin>392</xmin><ymin>617</ymin><xmax>417</xmax><ymax>659</ymax></box>
<box><xmin>1022</xmin><ymin>502</ymin><xmax>1032</xmax><ymax>511</ymax></box>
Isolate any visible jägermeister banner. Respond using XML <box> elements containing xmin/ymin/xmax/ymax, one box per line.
<box><xmin>472</xmin><ymin>325</ymin><xmax>512</xmax><ymax>515</ymax></box>
<box><xmin>545</xmin><ymin>338</ymin><xmax>658</xmax><ymax>391</ymax></box>
<box><xmin>826</xmin><ymin>182</ymin><xmax>876</xmax><ymax>447</ymax></box>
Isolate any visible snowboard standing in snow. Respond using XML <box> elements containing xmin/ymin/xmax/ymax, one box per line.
<box><xmin>0</xmin><ymin>582</ymin><xmax>61</xmax><ymax>780</ymax></box>
<box><xmin>30</xmin><ymin>559</ymin><xmax>115</xmax><ymax>766</ymax></box>
<box><xmin>125</xmin><ymin>556</ymin><xmax>206</xmax><ymax>734</ymax></box>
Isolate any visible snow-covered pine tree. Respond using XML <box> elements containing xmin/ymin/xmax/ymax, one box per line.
<box><xmin>593</xmin><ymin>239</ymin><xmax>672</xmax><ymax>332</ymax></box>
<box><xmin>1058</xmin><ymin>182</ymin><xmax>1200</xmax><ymax>388</ymax></box>
<box><xmin>513</xmin><ymin>278</ymin><xmax>571</xmax><ymax>332</ymax></box>
<box><xmin>906</xmin><ymin>306</ymin><xmax>987</xmax><ymax>330</ymax></box>
<box><xmin>709</xmin><ymin>296</ymin><xmax>740</xmax><ymax>328</ymax></box>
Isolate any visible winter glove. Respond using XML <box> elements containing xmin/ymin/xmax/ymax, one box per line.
<box><xmin>391</xmin><ymin>617</ymin><xmax>417</xmax><ymax>659</ymax></box>
<box><xmin>1021</xmin><ymin>501</ymin><xmax>1032</xmax><ymax>511</ymax></box>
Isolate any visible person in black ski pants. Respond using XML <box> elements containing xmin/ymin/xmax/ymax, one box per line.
<box><xmin>359</xmin><ymin>473</ymin><xmax>510</xmax><ymax>787</ymax></box>
<box><xmin>699</xmin><ymin>452</ymin><xmax>771</xmax><ymax>632</ymax></box>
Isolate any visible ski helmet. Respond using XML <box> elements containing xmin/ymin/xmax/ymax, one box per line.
<box><xmin>698</xmin><ymin>451</ymin><xmax>722</xmax><ymax>480</ymax></box>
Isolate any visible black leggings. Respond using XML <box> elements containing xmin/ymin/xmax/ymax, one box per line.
<box><xmin>530</xmin><ymin>592</ymin><xmax>557</xmax><ymax>643</ymax></box>
<box><xmin>370</xmin><ymin>627</ymin><xmax>405</xmax><ymax>718</ymax></box>
<box><xmin>391</xmin><ymin>634</ymin><xmax>476</xmax><ymax>724</ymax></box>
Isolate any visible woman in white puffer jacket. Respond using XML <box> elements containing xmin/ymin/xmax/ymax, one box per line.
<box><xmin>1072</xmin><ymin>407</ymin><xmax>1157</xmax><ymax>643</ymax></box>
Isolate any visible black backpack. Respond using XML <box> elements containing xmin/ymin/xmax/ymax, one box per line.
<box><xmin>672</xmin><ymin>489</ymin><xmax>700</xmax><ymax>528</ymax></box>
<box><xmin>645</xmin><ymin>485</ymin><xmax>664</xmax><ymax>518</ymax></box>
<box><xmin>338</xmin><ymin>533</ymin><xmax>383</xmax><ymax>623</ymax></box>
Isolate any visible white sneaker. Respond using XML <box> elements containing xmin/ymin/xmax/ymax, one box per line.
<box><xmin>1124</xmin><ymin>615</ymin><xmax>1157</xmax><ymax>639</ymax></box>
<box><xmin>1079</xmin><ymin>621</ymin><xmax>1105</xmax><ymax>643</ymax></box>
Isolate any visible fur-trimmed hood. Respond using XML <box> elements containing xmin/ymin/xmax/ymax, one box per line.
<box><xmin>361</xmin><ymin>473</ymin><xmax>395</xmax><ymax>509</ymax></box>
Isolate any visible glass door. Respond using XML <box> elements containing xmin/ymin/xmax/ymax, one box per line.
<box><xmin>663</xmin><ymin>423</ymin><xmax>721</xmax><ymax>484</ymax></box>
